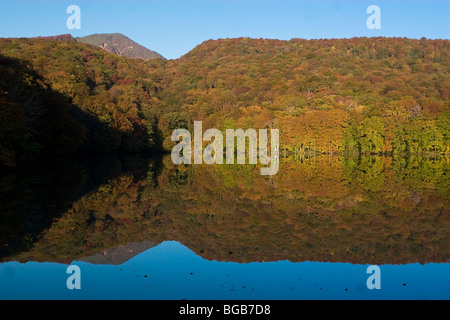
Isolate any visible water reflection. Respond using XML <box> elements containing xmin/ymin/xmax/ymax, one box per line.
<box><xmin>1</xmin><ymin>155</ymin><xmax>448</xmax><ymax>265</ymax></box>
<box><xmin>0</xmin><ymin>241</ymin><xmax>449</xmax><ymax>300</ymax></box>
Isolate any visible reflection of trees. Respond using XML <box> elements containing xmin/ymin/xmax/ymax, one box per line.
<box><xmin>1</xmin><ymin>155</ymin><xmax>448</xmax><ymax>265</ymax></box>
<box><xmin>345</xmin><ymin>156</ymin><xmax>385</xmax><ymax>193</ymax></box>
<box><xmin>0</xmin><ymin>155</ymin><xmax>162</xmax><ymax>261</ymax></box>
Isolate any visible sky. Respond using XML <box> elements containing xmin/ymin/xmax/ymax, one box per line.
<box><xmin>0</xmin><ymin>0</ymin><xmax>449</xmax><ymax>59</ymax></box>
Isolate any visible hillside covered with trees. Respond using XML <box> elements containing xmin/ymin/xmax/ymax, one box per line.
<box><xmin>0</xmin><ymin>36</ymin><xmax>449</xmax><ymax>167</ymax></box>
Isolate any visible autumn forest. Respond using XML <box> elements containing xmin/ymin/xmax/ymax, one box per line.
<box><xmin>0</xmin><ymin>36</ymin><xmax>449</xmax><ymax>167</ymax></box>
<box><xmin>0</xmin><ymin>35</ymin><xmax>449</xmax><ymax>267</ymax></box>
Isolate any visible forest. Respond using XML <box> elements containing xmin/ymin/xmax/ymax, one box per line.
<box><xmin>0</xmin><ymin>36</ymin><xmax>449</xmax><ymax>167</ymax></box>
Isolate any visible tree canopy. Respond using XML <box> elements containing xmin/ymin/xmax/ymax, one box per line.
<box><xmin>0</xmin><ymin>36</ymin><xmax>449</xmax><ymax>167</ymax></box>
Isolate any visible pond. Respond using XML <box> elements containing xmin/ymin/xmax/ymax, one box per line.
<box><xmin>0</xmin><ymin>155</ymin><xmax>448</xmax><ymax>299</ymax></box>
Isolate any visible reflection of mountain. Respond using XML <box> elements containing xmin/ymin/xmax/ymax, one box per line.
<box><xmin>1</xmin><ymin>155</ymin><xmax>449</xmax><ymax>265</ymax></box>
<box><xmin>79</xmin><ymin>240</ymin><xmax>157</xmax><ymax>265</ymax></box>
<box><xmin>0</xmin><ymin>155</ymin><xmax>162</xmax><ymax>262</ymax></box>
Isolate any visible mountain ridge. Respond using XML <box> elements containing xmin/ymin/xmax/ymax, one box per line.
<box><xmin>0</xmin><ymin>35</ymin><xmax>448</xmax><ymax>168</ymax></box>
<box><xmin>6</xmin><ymin>33</ymin><xmax>165</xmax><ymax>60</ymax></box>
<box><xmin>76</xmin><ymin>33</ymin><xmax>165</xmax><ymax>60</ymax></box>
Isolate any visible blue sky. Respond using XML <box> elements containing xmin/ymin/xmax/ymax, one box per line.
<box><xmin>0</xmin><ymin>0</ymin><xmax>449</xmax><ymax>59</ymax></box>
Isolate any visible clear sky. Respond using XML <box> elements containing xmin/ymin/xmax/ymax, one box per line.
<box><xmin>0</xmin><ymin>0</ymin><xmax>448</xmax><ymax>59</ymax></box>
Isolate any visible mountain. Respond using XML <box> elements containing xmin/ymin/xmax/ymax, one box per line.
<box><xmin>0</xmin><ymin>36</ymin><xmax>449</xmax><ymax>168</ymax></box>
<box><xmin>0</xmin><ymin>35</ymin><xmax>449</xmax><ymax>266</ymax></box>
<box><xmin>76</xmin><ymin>33</ymin><xmax>164</xmax><ymax>60</ymax></box>
<box><xmin>157</xmin><ymin>37</ymin><xmax>450</xmax><ymax>153</ymax></box>
<box><xmin>0</xmin><ymin>36</ymin><xmax>165</xmax><ymax>166</ymax></box>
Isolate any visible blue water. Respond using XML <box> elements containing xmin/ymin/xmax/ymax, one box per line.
<box><xmin>0</xmin><ymin>241</ymin><xmax>448</xmax><ymax>300</ymax></box>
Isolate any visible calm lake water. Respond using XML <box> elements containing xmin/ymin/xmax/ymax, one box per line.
<box><xmin>0</xmin><ymin>155</ymin><xmax>449</xmax><ymax>299</ymax></box>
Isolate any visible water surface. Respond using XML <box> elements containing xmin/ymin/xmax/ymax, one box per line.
<box><xmin>0</xmin><ymin>155</ymin><xmax>448</xmax><ymax>299</ymax></box>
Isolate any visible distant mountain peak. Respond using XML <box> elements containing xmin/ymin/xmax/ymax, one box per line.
<box><xmin>76</xmin><ymin>33</ymin><xmax>164</xmax><ymax>60</ymax></box>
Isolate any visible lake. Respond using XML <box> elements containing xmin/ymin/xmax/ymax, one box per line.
<box><xmin>0</xmin><ymin>154</ymin><xmax>449</xmax><ymax>299</ymax></box>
